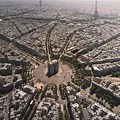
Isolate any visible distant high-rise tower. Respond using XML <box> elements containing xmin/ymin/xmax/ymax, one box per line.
<box><xmin>39</xmin><ymin>0</ymin><xmax>42</xmax><ymax>7</ymax></box>
<box><xmin>93</xmin><ymin>1</ymin><xmax>99</xmax><ymax>20</ymax></box>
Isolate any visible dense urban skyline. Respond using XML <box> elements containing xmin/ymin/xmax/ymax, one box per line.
<box><xmin>0</xmin><ymin>0</ymin><xmax>120</xmax><ymax>120</ymax></box>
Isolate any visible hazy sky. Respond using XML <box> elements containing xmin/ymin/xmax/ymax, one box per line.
<box><xmin>1</xmin><ymin>0</ymin><xmax>120</xmax><ymax>15</ymax></box>
<box><xmin>2</xmin><ymin>0</ymin><xmax>120</xmax><ymax>3</ymax></box>
<box><xmin>3</xmin><ymin>0</ymin><xmax>120</xmax><ymax>1</ymax></box>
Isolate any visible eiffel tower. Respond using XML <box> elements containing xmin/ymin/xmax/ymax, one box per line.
<box><xmin>93</xmin><ymin>1</ymin><xmax>99</xmax><ymax>20</ymax></box>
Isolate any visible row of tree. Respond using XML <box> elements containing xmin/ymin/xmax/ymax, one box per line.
<box><xmin>90</xmin><ymin>85</ymin><xmax>119</xmax><ymax>107</ymax></box>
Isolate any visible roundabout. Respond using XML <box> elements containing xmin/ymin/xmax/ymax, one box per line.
<box><xmin>33</xmin><ymin>62</ymin><xmax>72</xmax><ymax>86</ymax></box>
